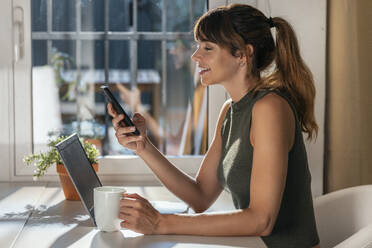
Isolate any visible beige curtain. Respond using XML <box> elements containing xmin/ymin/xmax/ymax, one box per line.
<box><xmin>326</xmin><ymin>0</ymin><xmax>372</xmax><ymax>192</ymax></box>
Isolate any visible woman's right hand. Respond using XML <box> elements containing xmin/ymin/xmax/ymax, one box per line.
<box><xmin>107</xmin><ymin>103</ymin><xmax>148</xmax><ymax>153</ymax></box>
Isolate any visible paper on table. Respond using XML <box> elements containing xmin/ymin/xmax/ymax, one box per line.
<box><xmin>150</xmin><ymin>201</ymin><xmax>189</xmax><ymax>214</ymax></box>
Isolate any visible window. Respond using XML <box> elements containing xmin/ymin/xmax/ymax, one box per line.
<box><xmin>8</xmin><ymin>0</ymin><xmax>227</xmax><ymax>182</ymax></box>
<box><xmin>31</xmin><ymin>0</ymin><xmax>207</xmax><ymax>157</ymax></box>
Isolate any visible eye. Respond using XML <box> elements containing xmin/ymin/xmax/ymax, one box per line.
<box><xmin>204</xmin><ymin>47</ymin><xmax>212</xmax><ymax>51</ymax></box>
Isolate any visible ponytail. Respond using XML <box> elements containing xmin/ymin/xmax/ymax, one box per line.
<box><xmin>261</xmin><ymin>17</ymin><xmax>318</xmax><ymax>141</ymax></box>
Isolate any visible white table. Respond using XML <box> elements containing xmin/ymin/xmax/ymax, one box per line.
<box><xmin>0</xmin><ymin>182</ymin><xmax>266</xmax><ymax>248</ymax></box>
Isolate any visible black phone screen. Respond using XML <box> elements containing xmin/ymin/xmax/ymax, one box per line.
<box><xmin>101</xmin><ymin>85</ymin><xmax>140</xmax><ymax>135</ymax></box>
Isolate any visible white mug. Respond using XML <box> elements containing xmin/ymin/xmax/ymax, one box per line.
<box><xmin>94</xmin><ymin>186</ymin><xmax>126</xmax><ymax>232</ymax></box>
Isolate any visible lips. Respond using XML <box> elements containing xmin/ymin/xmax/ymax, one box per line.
<box><xmin>198</xmin><ymin>66</ymin><xmax>211</xmax><ymax>75</ymax></box>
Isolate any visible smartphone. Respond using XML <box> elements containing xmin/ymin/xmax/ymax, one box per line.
<box><xmin>101</xmin><ymin>85</ymin><xmax>140</xmax><ymax>136</ymax></box>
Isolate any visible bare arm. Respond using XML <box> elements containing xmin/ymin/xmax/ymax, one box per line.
<box><xmin>110</xmin><ymin>100</ymin><xmax>231</xmax><ymax>212</ymax></box>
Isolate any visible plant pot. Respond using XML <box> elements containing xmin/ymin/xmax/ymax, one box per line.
<box><xmin>56</xmin><ymin>163</ymin><xmax>99</xmax><ymax>201</ymax></box>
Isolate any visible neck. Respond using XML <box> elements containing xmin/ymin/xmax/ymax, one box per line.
<box><xmin>222</xmin><ymin>73</ymin><xmax>258</xmax><ymax>102</ymax></box>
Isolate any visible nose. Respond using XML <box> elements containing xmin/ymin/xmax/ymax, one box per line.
<box><xmin>191</xmin><ymin>48</ymin><xmax>201</xmax><ymax>63</ymax></box>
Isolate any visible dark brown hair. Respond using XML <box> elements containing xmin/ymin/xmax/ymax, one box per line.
<box><xmin>194</xmin><ymin>4</ymin><xmax>318</xmax><ymax>141</ymax></box>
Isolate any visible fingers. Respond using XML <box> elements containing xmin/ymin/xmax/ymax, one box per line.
<box><xmin>119</xmin><ymin>197</ymin><xmax>152</xmax><ymax>222</ymax></box>
<box><xmin>132</xmin><ymin>113</ymin><xmax>145</xmax><ymax>126</ymax></box>
<box><xmin>115</xmin><ymin>125</ymin><xmax>136</xmax><ymax>134</ymax></box>
<box><xmin>119</xmin><ymin>197</ymin><xmax>143</xmax><ymax>224</ymax></box>
<box><xmin>120</xmin><ymin>219</ymin><xmax>136</xmax><ymax>231</ymax></box>
<box><xmin>116</xmin><ymin>133</ymin><xmax>144</xmax><ymax>145</ymax></box>
<box><xmin>112</xmin><ymin>113</ymin><xmax>141</xmax><ymax>130</ymax></box>
<box><xmin>124</xmin><ymin>193</ymin><xmax>144</xmax><ymax>200</ymax></box>
<box><xmin>119</xmin><ymin>194</ymin><xmax>152</xmax><ymax>218</ymax></box>
<box><xmin>132</xmin><ymin>113</ymin><xmax>144</xmax><ymax>122</ymax></box>
<box><xmin>112</xmin><ymin>114</ymin><xmax>125</xmax><ymax>130</ymax></box>
<box><xmin>120</xmin><ymin>194</ymin><xmax>146</xmax><ymax>209</ymax></box>
<box><xmin>118</xmin><ymin>193</ymin><xmax>161</xmax><ymax>235</ymax></box>
<box><xmin>120</xmin><ymin>220</ymin><xmax>131</xmax><ymax>229</ymax></box>
<box><xmin>107</xmin><ymin>103</ymin><xmax>117</xmax><ymax>117</ymax></box>
<box><xmin>119</xmin><ymin>211</ymin><xmax>136</xmax><ymax>229</ymax></box>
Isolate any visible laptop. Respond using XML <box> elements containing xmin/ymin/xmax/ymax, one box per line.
<box><xmin>55</xmin><ymin>133</ymin><xmax>189</xmax><ymax>227</ymax></box>
<box><xmin>55</xmin><ymin>133</ymin><xmax>102</xmax><ymax>226</ymax></box>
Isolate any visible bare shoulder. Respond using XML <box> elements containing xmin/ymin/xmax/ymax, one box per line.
<box><xmin>252</xmin><ymin>92</ymin><xmax>293</xmax><ymax>120</ymax></box>
<box><xmin>251</xmin><ymin>92</ymin><xmax>295</xmax><ymax>150</ymax></box>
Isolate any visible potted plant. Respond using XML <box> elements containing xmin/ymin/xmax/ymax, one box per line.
<box><xmin>23</xmin><ymin>135</ymin><xmax>100</xmax><ymax>201</ymax></box>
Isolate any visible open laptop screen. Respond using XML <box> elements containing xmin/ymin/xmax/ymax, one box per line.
<box><xmin>55</xmin><ymin>133</ymin><xmax>102</xmax><ymax>225</ymax></box>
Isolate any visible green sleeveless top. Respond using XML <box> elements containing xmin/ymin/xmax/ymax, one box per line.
<box><xmin>217</xmin><ymin>89</ymin><xmax>319</xmax><ymax>248</ymax></box>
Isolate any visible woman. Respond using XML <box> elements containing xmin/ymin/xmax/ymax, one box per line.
<box><xmin>108</xmin><ymin>4</ymin><xmax>320</xmax><ymax>248</ymax></box>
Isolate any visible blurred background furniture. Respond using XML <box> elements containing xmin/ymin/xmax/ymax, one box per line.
<box><xmin>314</xmin><ymin>185</ymin><xmax>372</xmax><ymax>248</ymax></box>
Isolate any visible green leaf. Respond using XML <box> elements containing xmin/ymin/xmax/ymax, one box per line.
<box><xmin>23</xmin><ymin>134</ymin><xmax>100</xmax><ymax>179</ymax></box>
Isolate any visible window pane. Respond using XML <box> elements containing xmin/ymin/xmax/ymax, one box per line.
<box><xmin>136</xmin><ymin>40</ymin><xmax>162</xmax><ymax>149</ymax></box>
<box><xmin>166</xmin><ymin>0</ymin><xmax>206</xmax><ymax>32</ymax></box>
<box><xmin>138</xmin><ymin>40</ymin><xmax>161</xmax><ymax>69</ymax></box>
<box><xmin>31</xmin><ymin>0</ymin><xmax>47</xmax><ymax>32</ymax></box>
<box><xmin>81</xmin><ymin>40</ymin><xmax>104</xmax><ymax>69</ymax></box>
<box><xmin>107</xmin><ymin>40</ymin><xmax>131</xmax><ymax>155</ymax></box>
<box><xmin>109</xmin><ymin>41</ymin><xmax>130</xmax><ymax>69</ymax></box>
<box><xmin>81</xmin><ymin>0</ymin><xmax>104</xmax><ymax>32</ymax></box>
<box><xmin>32</xmin><ymin>40</ymin><xmax>47</xmax><ymax>66</ymax></box>
<box><xmin>52</xmin><ymin>0</ymin><xmax>76</xmax><ymax>31</ymax></box>
<box><xmin>52</xmin><ymin>40</ymin><xmax>76</xmax><ymax>68</ymax></box>
<box><xmin>166</xmin><ymin>40</ymin><xmax>207</xmax><ymax>155</ymax></box>
<box><xmin>109</xmin><ymin>0</ymin><xmax>130</xmax><ymax>31</ymax></box>
<box><xmin>137</xmin><ymin>0</ymin><xmax>161</xmax><ymax>32</ymax></box>
<box><xmin>31</xmin><ymin>0</ymin><xmax>207</xmax><ymax>157</ymax></box>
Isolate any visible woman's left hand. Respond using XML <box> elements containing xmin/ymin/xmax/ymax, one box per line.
<box><xmin>119</xmin><ymin>193</ymin><xmax>165</xmax><ymax>234</ymax></box>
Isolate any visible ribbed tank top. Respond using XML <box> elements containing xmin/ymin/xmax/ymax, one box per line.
<box><xmin>217</xmin><ymin>89</ymin><xmax>319</xmax><ymax>248</ymax></box>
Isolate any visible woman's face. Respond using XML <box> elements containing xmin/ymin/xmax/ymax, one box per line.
<box><xmin>191</xmin><ymin>41</ymin><xmax>241</xmax><ymax>86</ymax></box>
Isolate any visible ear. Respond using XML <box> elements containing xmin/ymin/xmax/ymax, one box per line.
<box><xmin>246</xmin><ymin>44</ymin><xmax>254</xmax><ymax>58</ymax></box>
<box><xmin>234</xmin><ymin>49</ymin><xmax>247</xmax><ymax>65</ymax></box>
<box><xmin>240</xmin><ymin>44</ymin><xmax>254</xmax><ymax>66</ymax></box>
<box><xmin>235</xmin><ymin>44</ymin><xmax>254</xmax><ymax>65</ymax></box>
